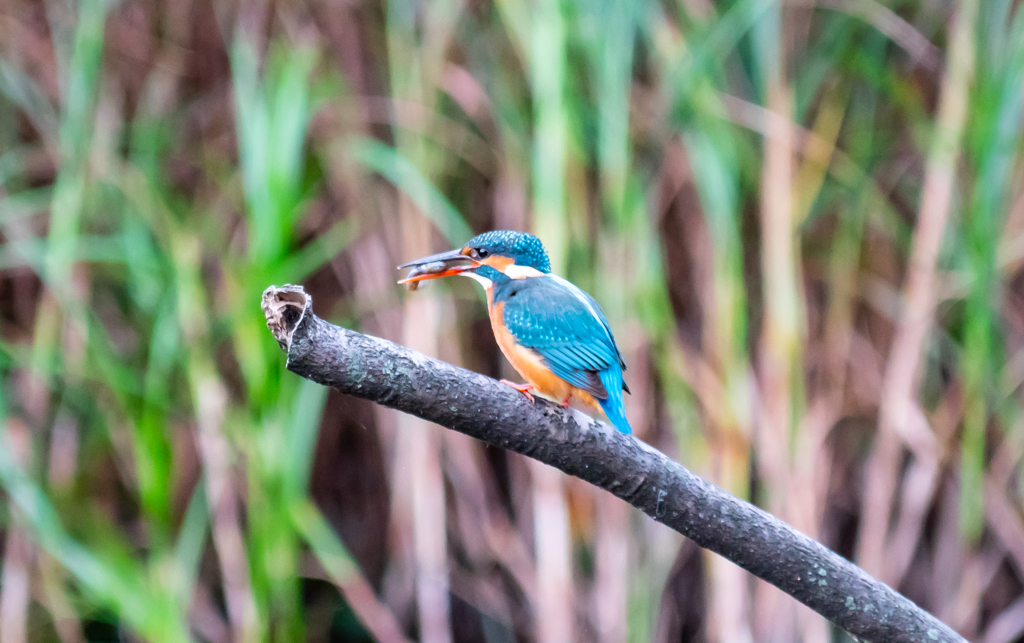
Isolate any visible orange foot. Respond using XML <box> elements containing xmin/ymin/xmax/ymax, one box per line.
<box><xmin>500</xmin><ymin>379</ymin><xmax>535</xmax><ymax>403</ymax></box>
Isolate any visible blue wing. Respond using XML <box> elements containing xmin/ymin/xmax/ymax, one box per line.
<box><xmin>500</xmin><ymin>276</ymin><xmax>624</xmax><ymax>400</ymax></box>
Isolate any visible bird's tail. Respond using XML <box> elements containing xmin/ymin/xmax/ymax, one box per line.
<box><xmin>598</xmin><ymin>368</ymin><xmax>632</xmax><ymax>434</ymax></box>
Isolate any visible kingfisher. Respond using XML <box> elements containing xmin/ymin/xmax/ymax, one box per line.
<box><xmin>399</xmin><ymin>230</ymin><xmax>632</xmax><ymax>434</ymax></box>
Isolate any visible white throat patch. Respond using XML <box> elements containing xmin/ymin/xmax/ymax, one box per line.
<box><xmin>461</xmin><ymin>272</ymin><xmax>493</xmax><ymax>290</ymax></box>
<box><xmin>504</xmin><ymin>265</ymin><xmax>545</xmax><ymax>279</ymax></box>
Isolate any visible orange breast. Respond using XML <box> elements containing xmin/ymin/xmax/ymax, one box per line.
<box><xmin>487</xmin><ymin>293</ymin><xmax>600</xmax><ymax>410</ymax></box>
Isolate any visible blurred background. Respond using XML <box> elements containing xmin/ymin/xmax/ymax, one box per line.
<box><xmin>0</xmin><ymin>0</ymin><xmax>1021</xmax><ymax>641</ymax></box>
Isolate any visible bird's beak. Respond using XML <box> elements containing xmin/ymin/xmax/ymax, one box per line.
<box><xmin>397</xmin><ymin>248</ymin><xmax>478</xmax><ymax>284</ymax></box>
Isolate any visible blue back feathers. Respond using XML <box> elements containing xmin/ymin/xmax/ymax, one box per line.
<box><xmin>495</xmin><ymin>275</ymin><xmax>632</xmax><ymax>434</ymax></box>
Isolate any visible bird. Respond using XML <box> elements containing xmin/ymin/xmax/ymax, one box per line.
<box><xmin>399</xmin><ymin>230</ymin><xmax>632</xmax><ymax>434</ymax></box>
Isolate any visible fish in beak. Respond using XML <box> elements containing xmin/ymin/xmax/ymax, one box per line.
<box><xmin>398</xmin><ymin>248</ymin><xmax>478</xmax><ymax>289</ymax></box>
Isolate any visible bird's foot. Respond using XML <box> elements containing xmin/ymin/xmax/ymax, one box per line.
<box><xmin>500</xmin><ymin>380</ymin><xmax>535</xmax><ymax>403</ymax></box>
<box><xmin>560</xmin><ymin>396</ymin><xmax>570</xmax><ymax>408</ymax></box>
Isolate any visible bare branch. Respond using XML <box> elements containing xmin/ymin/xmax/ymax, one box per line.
<box><xmin>262</xmin><ymin>284</ymin><xmax>965</xmax><ymax>643</ymax></box>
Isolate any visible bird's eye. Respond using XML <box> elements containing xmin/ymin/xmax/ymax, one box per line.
<box><xmin>477</xmin><ymin>248</ymin><xmax>489</xmax><ymax>258</ymax></box>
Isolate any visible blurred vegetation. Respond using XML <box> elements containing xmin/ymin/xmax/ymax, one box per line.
<box><xmin>0</xmin><ymin>0</ymin><xmax>1022</xmax><ymax>642</ymax></box>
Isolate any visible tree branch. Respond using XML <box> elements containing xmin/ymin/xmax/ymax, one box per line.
<box><xmin>262</xmin><ymin>284</ymin><xmax>964</xmax><ymax>643</ymax></box>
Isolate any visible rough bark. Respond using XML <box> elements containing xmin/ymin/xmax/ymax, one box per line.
<box><xmin>262</xmin><ymin>284</ymin><xmax>965</xmax><ymax>643</ymax></box>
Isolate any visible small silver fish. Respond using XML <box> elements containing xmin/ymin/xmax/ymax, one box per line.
<box><xmin>401</xmin><ymin>260</ymin><xmax>448</xmax><ymax>291</ymax></box>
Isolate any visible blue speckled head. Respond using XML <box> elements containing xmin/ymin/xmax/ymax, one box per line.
<box><xmin>464</xmin><ymin>230</ymin><xmax>551</xmax><ymax>273</ymax></box>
